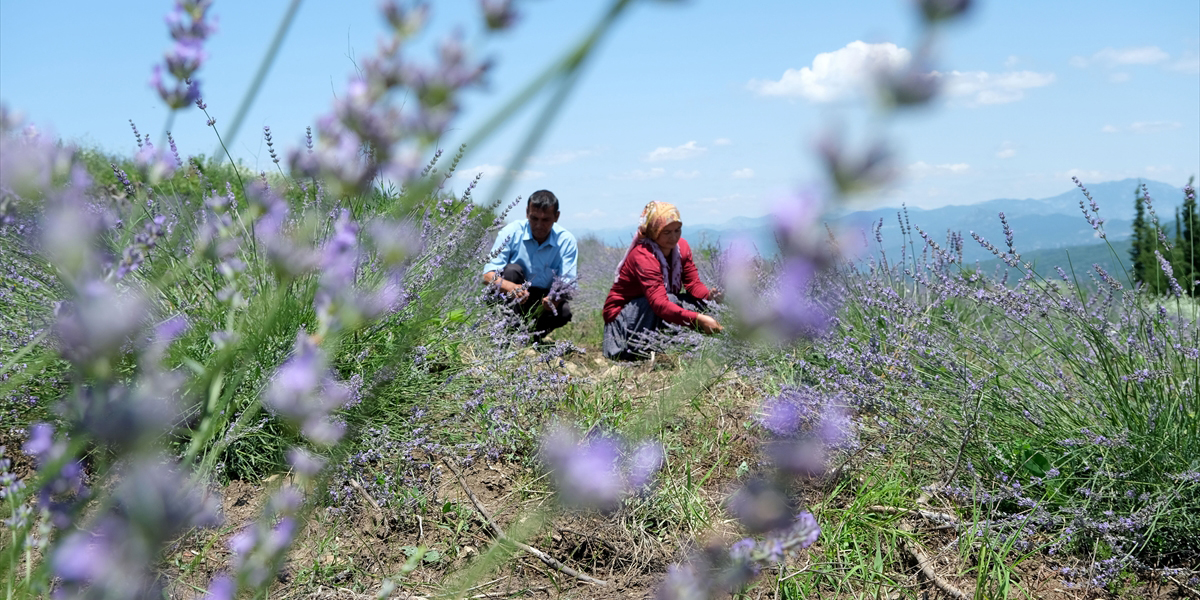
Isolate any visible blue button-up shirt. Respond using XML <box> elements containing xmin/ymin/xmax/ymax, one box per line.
<box><xmin>483</xmin><ymin>220</ymin><xmax>578</xmax><ymax>289</ymax></box>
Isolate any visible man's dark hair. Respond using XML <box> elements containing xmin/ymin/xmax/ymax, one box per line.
<box><xmin>528</xmin><ymin>189</ymin><xmax>559</xmax><ymax>213</ymax></box>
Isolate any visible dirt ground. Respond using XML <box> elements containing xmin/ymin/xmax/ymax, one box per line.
<box><xmin>5</xmin><ymin>350</ymin><xmax>1197</xmax><ymax>599</ymax></box>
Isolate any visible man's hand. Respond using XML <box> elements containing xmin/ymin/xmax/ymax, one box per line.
<box><xmin>540</xmin><ymin>296</ymin><xmax>556</xmax><ymax>313</ymax></box>
<box><xmin>695</xmin><ymin>314</ymin><xmax>723</xmax><ymax>334</ymax></box>
<box><xmin>708</xmin><ymin>287</ymin><xmax>725</xmax><ymax>304</ymax></box>
<box><xmin>484</xmin><ymin>272</ymin><xmax>530</xmax><ymax>302</ymax></box>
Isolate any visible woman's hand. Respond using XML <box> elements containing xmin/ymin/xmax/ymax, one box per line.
<box><xmin>695</xmin><ymin>314</ymin><xmax>723</xmax><ymax>334</ymax></box>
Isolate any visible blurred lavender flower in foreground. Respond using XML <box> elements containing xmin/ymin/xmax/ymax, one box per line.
<box><xmin>723</xmin><ymin>191</ymin><xmax>841</xmax><ymax>341</ymax></box>
<box><xmin>133</xmin><ymin>141</ymin><xmax>178</xmax><ymax>183</ymax></box>
<box><xmin>152</xmin><ymin>0</ymin><xmax>216</xmax><ymax>109</ymax></box>
<box><xmin>263</xmin><ymin>332</ymin><xmax>355</xmax><ymax>445</ymax></box>
<box><xmin>220</xmin><ymin>486</ymin><xmax>303</xmax><ymax>593</ymax></box>
<box><xmin>49</xmin><ymin>457</ymin><xmax>221</xmax><ymax>598</ymax></box>
<box><xmin>538</xmin><ymin>424</ymin><xmax>664</xmax><ymax>512</ymax></box>
<box><xmin>0</xmin><ymin>120</ymin><xmax>75</xmax><ymax>201</ymax></box>
<box><xmin>23</xmin><ymin>424</ymin><xmax>89</xmax><ymax>529</ymax></box>
<box><xmin>289</xmin><ymin>3</ymin><xmax>489</xmax><ymax>195</ymax></box>
<box><xmin>917</xmin><ymin>0</ymin><xmax>971</xmax><ymax>24</ymax></box>
<box><xmin>758</xmin><ymin>387</ymin><xmax>858</xmax><ymax>477</ymax></box>
<box><xmin>52</xmin><ymin>281</ymin><xmax>148</xmax><ymax>372</ymax></box>
<box><xmin>481</xmin><ymin>0</ymin><xmax>519</xmax><ymax>31</ymax></box>
<box><xmin>656</xmin><ymin>511</ymin><xmax>819</xmax><ymax>600</ymax></box>
<box><xmin>818</xmin><ymin>134</ymin><xmax>896</xmax><ymax>196</ymax></box>
<box><xmin>313</xmin><ymin>210</ymin><xmax>417</xmax><ymax>333</ymax></box>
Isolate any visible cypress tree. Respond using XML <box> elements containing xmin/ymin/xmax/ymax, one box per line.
<box><xmin>1179</xmin><ymin>177</ymin><xmax>1198</xmax><ymax>295</ymax></box>
<box><xmin>1131</xmin><ymin>184</ymin><xmax>1147</xmax><ymax>287</ymax></box>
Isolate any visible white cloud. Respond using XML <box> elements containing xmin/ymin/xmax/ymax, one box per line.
<box><xmin>1108</xmin><ymin>72</ymin><xmax>1131</xmax><ymax>83</ymax></box>
<box><xmin>713</xmin><ymin>138</ymin><xmax>733</xmax><ymax>146</ymax></box>
<box><xmin>941</xmin><ymin>70</ymin><xmax>1056</xmax><ymax>105</ymax></box>
<box><xmin>732</xmin><ymin>168</ymin><xmax>755</xmax><ymax>179</ymax></box>
<box><xmin>995</xmin><ymin>141</ymin><xmax>1017</xmax><ymax>159</ymax></box>
<box><xmin>610</xmin><ymin>168</ymin><xmax>665</xmax><ymax>181</ymax></box>
<box><xmin>531</xmin><ymin>149</ymin><xmax>595</xmax><ymax>166</ymax></box>
<box><xmin>1004</xmin><ymin>55</ymin><xmax>1021</xmax><ymax>69</ymax></box>
<box><xmin>1093</xmin><ymin>46</ymin><xmax>1169</xmax><ymax>67</ymax></box>
<box><xmin>673</xmin><ymin>170</ymin><xmax>701</xmax><ymax>179</ymax></box>
<box><xmin>458</xmin><ymin>164</ymin><xmax>545</xmax><ymax>181</ymax></box>
<box><xmin>1145</xmin><ymin>165</ymin><xmax>1175</xmax><ymax>175</ymax></box>
<box><xmin>1102</xmin><ymin>121</ymin><xmax>1183</xmax><ymax>134</ymax></box>
<box><xmin>748</xmin><ymin>40</ymin><xmax>1052</xmax><ymax>106</ymax></box>
<box><xmin>646</xmin><ymin>141</ymin><xmax>707</xmax><ymax>162</ymax></box>
<box><xmin>1057</xmin><ymin>168</ymin><xmax>1115</xmax><ymax>182</ymax></box>
<box><xmin>1168</xmin><ymin>54</ymin><xmax>1200</xmax><ymax>74</ymax></box>
<box><xmin>747</xmin><ymin>41</ymin><xmax>911</xmax><ymax>102</ymax></box>
<box><xmin>908</xmin><ymin>161</ymin><xmax>970</xmax><ymax>178</ymax></box>
<box><xmin>1071</xmin><ymin>46</ymin><xmax>1170</xmax><ymax>68</ymax></box>
<box><xmin>1130</xmin><ymin>121</ymin><xmax>1183</xmax><ymax>133</ymax></box>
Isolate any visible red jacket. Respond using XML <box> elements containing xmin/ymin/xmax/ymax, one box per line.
<box><xmin>603</xmin><ymin>238</ymin><xmax>710</xmax><ymax>325</ymax></box>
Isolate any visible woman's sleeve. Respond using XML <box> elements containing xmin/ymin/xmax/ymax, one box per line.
<box><xmin>631</xmin><ymin>249</ymin><xmax>698</xmax><ymax>326</ymax></box>
<box><xmin>680</xmin><ymin>240</ymin><xmax>710</xmax><ymax>300</ymax></box>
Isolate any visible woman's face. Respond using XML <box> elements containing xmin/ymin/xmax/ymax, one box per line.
<box><xmin>653</xmin><ymin>221</ymin><xmax>682</xmax><ymax>253</ymax></box>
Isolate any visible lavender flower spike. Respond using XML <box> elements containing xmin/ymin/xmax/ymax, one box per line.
<box><xmin>539</xmin><ymin>425</ymin><xmax>624</xmax><ymax>512</ymax></box>
<box><xmin>262</xmin><ymin>332</ymin><xmax>354</xmax><ymax>445</ymax></box>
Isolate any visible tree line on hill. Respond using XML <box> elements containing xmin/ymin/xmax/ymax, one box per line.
<box><xmin>1129</xmin><ymin>177</ymin><xmax>1199</xmax><ymax>296</ymax></box>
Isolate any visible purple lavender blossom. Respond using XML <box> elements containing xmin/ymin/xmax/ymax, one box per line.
<box><xmin>655</xmin><ymin>563</ymin><xmax>708</xmax><ymax>600</ymax></box>
<box><xmin>52</xmin><ymin>281</ymin><xmax>148</xmax><ymax>370</ymax></box>
<box><xmin>627</xmin><ymin>441</ymin><xmax>665</xmax><ymax>490</ymax></box>
<box><xmin>153</xmin><ymin>0</ymin><xmax>216</xmax><ymax>110</ymax></box>
<box><xmin>878</xmin><ymin>59</ymin><xmax>940</xmax><ymax>107</ymax></box>
<box><xmin>726</xmin><ymin>479</ymin><xmax>796</xmax><ymax>534</ymax></box>
<box><xmin>818</xmin><ymin>134</ymin><xmax>895</xmax><ymax>195</ymax></box>
<box><xmin>481</xmin><ymin>0</ymin><xmax>519</xmax><ymax>31</ymax></box>
<box><xmin>287</xmin><ymin>447</ymin><xmax>326</xmax><ymax>476</ymax></box>
<box><xmin>230</xmin><ymin>514</ymin><xmax>299</xmax><ymax>588</ymax></box>
<box><xmin>917</xmin><ymin>0</ymin><xmax>971</xmax><ymax>23</ymax></box>
<box><xmin>538</xmin><ymin>425</ymin><xmax>665</xmax><ymax>511</ymax></box>
<box><xmin>203</xmin><ymin>574</ymin><xmax>236</xmax><ymax>600</ymax></box>
<box><xmin>0</xmin><ymin>121</ymin><xmax>76</xmax><ymax>200</ymax></box>
<box><xmin>539</xmin><ymin>425</ymin><xmax>623</xmax><ymax>511</ymax></box>
<box><xmin>262</xmin><ymin>332</ymin><xmax>354</xmax><ymax>445</ymax></box>
<box><xmin>48</xmin><ymin>457</ymin><xmax>220</xmax><ymax>597</ymax></box>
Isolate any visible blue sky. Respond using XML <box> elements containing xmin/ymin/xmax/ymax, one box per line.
<box><xmin>1</xmin><ymin>1</ymin><xmax>1197</xmax><ymax>231</ymax></box>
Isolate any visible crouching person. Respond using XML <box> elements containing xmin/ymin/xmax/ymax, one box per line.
<box><xmin>483</xmin><ymin>190</ymin><xmax>578</xmax><ymax>340</ymax></box>
<box><xmin>602</xmin><ymin>201</ymin><xmax>723</xmax><ymax>360</ymax></box>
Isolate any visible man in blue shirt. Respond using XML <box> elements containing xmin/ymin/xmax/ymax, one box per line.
<box><xmin>483</xmin><ymin>190</ymin><xmax>578</xmax><ymax>339</ymax></box>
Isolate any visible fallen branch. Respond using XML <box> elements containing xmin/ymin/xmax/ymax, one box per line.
<box><xmin>1168</xmin><ymin>575</ymin><xmax>1200</xmax><ymax>598</ymax></box>
<box><xmin>348</xmin><ymin>478</ymin><xmax>389</xmax><ymax>534</ymax></box>
<box><xmin>470</xmin><ymin>587</ymin><xmax>548</xmax><ymax>599</ymax></box>
<box><xmin>865</xmin><ymin>505</ymin><xmax>960</xmax><ymax>528</ymax></box>
<box><xmin>442</xmin><ymin>458</ymin><xmax>608</xmax><ymax>587</ymax></box>
<box><xmin>899</xmin><ymin>522</ymin><xmax>968</xmax><ymax>600</ymax></box>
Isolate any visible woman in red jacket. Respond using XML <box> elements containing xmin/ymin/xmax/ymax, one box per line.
<box><xmin>602</xmin><ymin>201</ymin><xmax>723</xmax><ymax>359</ymax></box>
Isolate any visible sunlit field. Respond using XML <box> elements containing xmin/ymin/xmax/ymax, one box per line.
<box><xmin>2</xmin><ymin>1</ymin><xmax>1198</xmax><ymax>599</ymax></box>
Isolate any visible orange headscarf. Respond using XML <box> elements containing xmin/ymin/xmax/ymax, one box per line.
<box><xmin>615</xmin><ymin>201</ymin><xmax>684</xmax><ymax>292</ymax></box>
<box><xmin>638</xmin><ymin>201</ymin><xmax>682</xmax><ymax>239</ymax></box>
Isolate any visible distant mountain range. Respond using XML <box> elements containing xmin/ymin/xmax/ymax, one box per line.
<box><xmin>575</xmin><ymin>179</ymin><xmax>1188</xmax><ymax>264</ymax></box>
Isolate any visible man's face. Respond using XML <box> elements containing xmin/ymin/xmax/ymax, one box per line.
<box><xmin>527</xmin><ymin>205</ymin><xmax>559</xmax><ymax>243</ymax></box>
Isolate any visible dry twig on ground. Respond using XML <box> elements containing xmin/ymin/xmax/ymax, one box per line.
<box><xmin>898</xmin><ymin>521</ymin><xmax>968</xmax><ymax>600</ymax></box>
<box><xmin>442</xmin><ymin>458</ymin><xmax>609</xmax><ymax>587</ymax></box>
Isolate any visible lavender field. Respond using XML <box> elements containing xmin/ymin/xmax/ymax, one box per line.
<box><xmin>2</xmin><ymin>1</ymin><xmax>1199</xmax><ymax>599</ymax></box>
